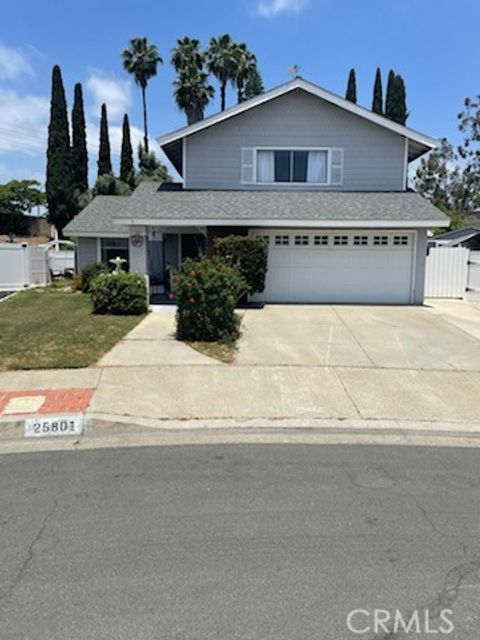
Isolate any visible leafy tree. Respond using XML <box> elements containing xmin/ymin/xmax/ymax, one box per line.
<box><xmin>345</xmin><ymin>68</ymin><xmax>357</xmax><ymax>103</ymax></box>
<box><xmin>46</xmin><ymin>65</ymin><xmax>74</xmax><ymax>234</ymax></box>
<box><xmin>171</xmin><ymin>37</ymin><xmax>214</xmax><ymax>124</ymax></box>
<box><xmin>244</xmin><ymin>65</ymin><xmax>264</xmax><ymax>100</ymax></box>
<box><xmin>457</xmin><ymin>95</ymin><xmax>480</xmax><ymax>210</ymax></box>
<box><xmin>71</xmin><ymin>82</ymin><xmax>88</xmax><ymax>195</ymax></box>
<box><xmin>137</xmin><ymin>144</ymin><xmax>172</xmax><ymax>183</ymax></box>
<box><xmin>92</xmin><ymin>173</ymin><xmax>132</xmax><ymax>196</ymax></box>
<box><xmin>0</xmin><ymin>180</ymin><xmax>45</xmax><ymax>241</ymax></box>
<box><xmin>372</xmin><ymin>68</ymin><xmax>383</xmax><ymax>115</ymax></box>
<box><xmin>122</xmin><ymin>37</ymin><xmax>163</xmax><ymax>154</ymax></box>
<box><xmin>98</xmin><ymin>103</ymin><xmax>112</xmax><ymax>177</ymax></box>
<box><xmin>231</xmin><ymin>42</ymin><xmax>256</xmax><ymax>103</ymax></box>
<box><xmin>120</xmin><ymin>114</ymin><xmax>135</xmax><ymax>187</ymax></box>
<box><xmin>206</xmin><ymin>34</ymin><xmax>238</xmax><ymax>111</ymax></box>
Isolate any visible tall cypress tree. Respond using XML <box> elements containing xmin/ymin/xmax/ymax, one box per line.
<box><xmin>395</xmin><ymin>74</ymin><xmax>408</xmax><ymax>125</ymax></box>
<box><xmin>120</xmin><ymin>113</ymin><xmax>135</xmax><ymax>187</ymax></box>
<box><xmin>345</xmin><ymin>68</ymin><xmax>357</xmax><ymax>103</ymax></box>
<box><xmin>98</xmin><ymin>103</ymin><xmax>112</xmax><ymax>177</ymax></box>
<box><xmin>46</xmin><ymin>65</ymin><xmax>73</xmax><ymax>234</ymax></box>
<box><xmin>372</xmin><ymin>68</ymin><xmax>383</xmax><ymax>115</ymax></box>
<box><xmin>384</xmin><ymin>69</ymin><xmax>396</xmax><ymax>121</ymax></box>
<box><xmin>71</xmin><ymin>82</ymin><xmax>88</xmax><ymax>194</ymax></box>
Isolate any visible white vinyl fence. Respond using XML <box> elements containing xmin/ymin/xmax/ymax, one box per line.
<box><xmin>0</xmin><ymin>243</ymin><xmax>50</xmax><ymax>290</ymax></box>
<box><xmin>466</xmin><ymin>251</ymin><xmax>480</xmax><ymax>302</ymax></box>
<box><xmin>424</xmin><ymin>247</ymin><xmax>470</xmax><ymax>298</ymax></box>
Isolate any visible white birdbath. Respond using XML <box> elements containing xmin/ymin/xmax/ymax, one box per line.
<box><xmin>109</xmin><ymin>255</ymin><xmax>127</xmax><ymax>274</ymax></box>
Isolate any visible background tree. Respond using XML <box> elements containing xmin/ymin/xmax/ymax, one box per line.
<box><xmin>92</xmin><ymin>173</ymin><xmax>132</xmax><ymax>196</ymax></box>
<box><xmin>98</xmin><ymin>103</ymin><xmax>112</xmax><ymax>177</ymax></box>
<box><xmin>122</xmin><ymin>37</ymin><xmax>163</xmax><ymax>153</ymax></box>
<box><xmin>120</xmin><ymin>114</ymin><xmax>135</xmax><ymax>187</ymax></box>
<box><xmin>457</xmin><ymin>94</ymin><xmax>480</xmax><ymax>211</ymax></box>
<box><xmin>71</xmin><ymin>83</ymin><xmax>88</xmax><ymax>197</ymax></box>
<box><xmin>372</xmin><ymin>68</ymin><xmax>383</xmax><ymax>115</ymax></box>
<box><xmin>244</xmin><ymin>65</ymin><xmax>264</xmax><ymax>100</ymax></box>
<box><xmin>207</xmin><ymin>34</ymin><xmax>237</xmax><ymax>111</ymax></box>
<box><xmin>0</xmin><ymin>180</ymin><xmax>45</xmax><ymax>241</ymax></box>
<box><xmin>171</xmin><ymin>37</ymin><xmax>214</xmax><ymax>124</ymax></box>
<box><xmin>384</xmin><ymin>69</ymin><xmax>396</xmax><ymax>121</ymax></box>
<box><xmin>345</xmin><ymin>68</ymin><xmax>357</xmax><ymax>103</ymax></box>
<box><xmin>231</xmin><ymin>43</ymin><xmax>256</xmax><ymax>103</ymax></box>
<box><xmin>46</xmin><ymin>65</ymin><xmax>73</xmax><ymax>234</ymax></box>
<box><xmin>137</xmin><ymin>144</ymin><xmax>172</xmax><ymax>183</ymax></box>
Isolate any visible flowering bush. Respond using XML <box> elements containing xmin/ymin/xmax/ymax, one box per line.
<box><xmin>174</xmin><ymin>257</ymin><xmax>247</xmax><ymax>342</ymax></box>
<box><xmin>90</xmin><ymin>272</ymin><xmax>147</xmax><ymax>315</ymax></box>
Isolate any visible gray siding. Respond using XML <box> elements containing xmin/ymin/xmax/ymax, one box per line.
<box><xmin>413</xmin><ymin>228</ymin><xmax>428</xmax><ymax>304</ymax></box>
<box><xmin>185</xmin><ymin>90</ymin><xmax>406</xmax><ymax>191</ymax></box>
<box><xmin>76</xmin><ymin>237</ymin><xmax>98</xmax><ymax>271</ymax></box>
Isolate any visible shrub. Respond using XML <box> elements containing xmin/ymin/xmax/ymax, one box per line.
<box><xmin>80</xmin><ymin>262</ymin><xmax>108</xmax><ymax>293</ymax></box>
<box><xmin>214</xmin><ymin>235</ymin><xmax>268</xmax><ymax>295</ymax></box>
<box><xmin>90</xmin><ymin>272</ymin><xmax>147</xmax><ymax>315</ymax></box>
<box><xmin>174</xmin><ymin>256</ymin><xmax>247</xmax><ymax>342</ymax></box>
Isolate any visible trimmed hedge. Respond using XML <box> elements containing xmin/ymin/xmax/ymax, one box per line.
<box><xmin>90</xmin><ymin>272</ymin><xmax>148</xmax><ymax>315</ymax></box>
<box><xmin>174</xmin><ymin>256</ymin><xmax>246</xmax><ymax>342</ymax></box>
<box><xmin>79</xmin><ymin>262</ymin><xmax>108</xmax><ymax>293</ymax></box>
<box><xmin>214</xmin><ymin>235</ymin><xmax>268</xmax><ymax>295</ymax></box>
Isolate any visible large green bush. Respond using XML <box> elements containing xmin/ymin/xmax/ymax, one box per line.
<box><xmin>214</xmin><ymin>235</ymin><xmax>268</xmax><ymax>295</ymax></box>
<box><xmin>80</xmin><ymin>262</ymin><xmax>108</xmax><ymax>293</ymax></box>
<box><xmin>174</xmin><ymin>257</ymin><xmax>247</xmax><ymax>342</ymax></box>
<box><xmin>90</xmin><ymin>272</ymin><xmax>147</xmax><ymax>315</ymax></box>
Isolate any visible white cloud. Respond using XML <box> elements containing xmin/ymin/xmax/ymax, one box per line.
<box><xmin>257</xmin><ymin>0</ymin><xmax>309</xmax><ymax>17</ymax></box>
<box><xmin>86</xmin><ymin>70</ymin><xmax>132</xmax><ymax>122</ymax></box>
<box><xmin>0</xmin><ymin>89</ymin><xmax>49</xmax><ymax>156</ymax></box>
<box><xmin>0</xmin><ymin>42</ymin><xmax>34</xmax><ymax>79</ymax></box>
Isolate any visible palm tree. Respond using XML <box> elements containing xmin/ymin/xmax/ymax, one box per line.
<box><xmin>122</xmin><ymin>37</ymin><xmax>162</xmax><ymax>154</ymax></box>
<box><xmin>231</xmin><ymin>43</ymin><xmax>256</xmax><ymax>103</ymax></box>
<box><xmin>174</xmin><ymin>66</ymin><xmax>214</xmax><ymax>124</ymax></box>
<box><xmin>206</xmin><ymin>34</ymin><xmax>237</xmax><ymax>111</ymax></box>
<box><xmin>171</xmin><ymin>36</ymin><xmax>204</xmax><ymax>72</ymax></box>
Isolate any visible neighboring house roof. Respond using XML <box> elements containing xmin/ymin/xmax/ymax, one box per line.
<box><xmin>108</xmin><ymin>182</ymin><xmax>449</xmax><ymax>228</ymax></box>
<box><xmin>64</xmin><ymin>196</ymin><xmax>130</xmax><ymax>237</ymax></box>
<box><xmin>157</xmin><ymin>77</ymin><xmax>439</xmax><ymax>173</ymax></box>
<box><xmin>433</xmin><ymin>226</ymin><xmax>480</xmax><ymax>242</ymax></box>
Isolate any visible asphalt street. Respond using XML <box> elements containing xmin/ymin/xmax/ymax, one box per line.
<box><xmin>1</xmin><ymin>443</ymin><xmax>480</xmax><ymax>639</ymax></box>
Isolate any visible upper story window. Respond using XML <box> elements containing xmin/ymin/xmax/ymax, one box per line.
<box><xmin>241</xmin><ymin>147</ymin><xmax>343</xmax><ymax>186</ymax></box>
<box><xmin>257</xmin><ymin>150</ymin><xmax>328</xmax><ymax>184</ymax></box>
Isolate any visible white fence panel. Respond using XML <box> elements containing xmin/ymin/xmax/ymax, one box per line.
<box><xmin>29</xmin><ymin>246</ymin><xmax>49</xmax><ymax>286</ymax></box>
<box><xmin>466</xmin><ymin>251</ymin><xmax>480</xmax><ymax>302</ymax></box>
<box><xmin>0</xmin><ymin>243</ymin><xmax>30</xmax><ymax>289</ymax></box>
<box><xmin>425</xmin><ymin>247</ymin><xmax>469</xmax><ymax>298</ymax></box>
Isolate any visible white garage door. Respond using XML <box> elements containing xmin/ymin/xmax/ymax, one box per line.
<box><xmin>251</xmin><ymin>230</ymin><xmax>415</xmax><ymax>304</ymax></box>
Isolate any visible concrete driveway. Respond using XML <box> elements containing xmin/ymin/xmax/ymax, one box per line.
<box><xmin>236</xmin><ymin>301</ymin><xmax>480</xmax><ymax>370</ymax></box>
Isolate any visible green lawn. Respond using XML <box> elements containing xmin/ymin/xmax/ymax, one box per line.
<box><xmin>0</xmin><ymin>287</ymin><xmax>145</xmax><ymax>370</ymax></box>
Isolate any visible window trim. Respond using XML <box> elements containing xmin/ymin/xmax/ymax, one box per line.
<box><xmin>253</xmin><ymin>147</ymin><xmax>333</xmax><ymax>186</ymax></box>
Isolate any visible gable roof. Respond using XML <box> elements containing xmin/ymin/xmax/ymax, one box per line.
<box><xmin>63</xmin><ymin>196</ymin><xmax>130</xmax><ymax>237</ymax></box>
<box><xmin>157</xmin><ymin>77</ymin><xmax>438</xmax><ymax>172</ymax></box>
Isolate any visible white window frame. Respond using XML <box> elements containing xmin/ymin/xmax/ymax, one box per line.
<box><xmin>250</xmin><ymin>147</ymin><xmax>334</xmax><ymax>186</ymax></box>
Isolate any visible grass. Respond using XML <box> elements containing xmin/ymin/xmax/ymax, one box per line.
<box><xmin>0</xmin><ymin>286</ymin><xmax>145</xmax><ymax>370</ymax></box>
<box><xmin>187</xmin><ymin>340</ymin><xmax>237</xmax><ymax>364</ymax></box>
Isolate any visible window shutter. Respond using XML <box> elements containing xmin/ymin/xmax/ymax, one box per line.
<box><xmin>241</xmin><ymin>147</ymin><xmax>255</xmax><ymax>184</ymax></box>
<box><xmin>330</xmin><ymin>148</ymin><xmax>343</xmax><ymax>185</ymax></box>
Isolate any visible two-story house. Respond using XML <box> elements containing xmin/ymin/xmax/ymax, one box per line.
<box><xmin>64</xmin><ymin>77</ymin><xmax>449</xmax><ymax>304</ymax></box>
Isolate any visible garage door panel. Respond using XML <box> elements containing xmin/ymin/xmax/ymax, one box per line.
<box><xmin>253</xmin><ymin>231</ymin><xmax>414</xmax><ymax>304</ymax></box>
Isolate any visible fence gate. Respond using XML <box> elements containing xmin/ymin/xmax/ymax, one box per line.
<box><xmin>424</xmin><ymin>247</ymin><xmax>469</xmax><ymax>298</ymax></box>
<box><xmin>29</xmin><ymin>246</ymin><xmax>49</xmax><ymax>286</ymax></box>
<box><xmin>466</xmin><ymin>251</ymin><xmax>480</xmax><ymax>302</ymax></box>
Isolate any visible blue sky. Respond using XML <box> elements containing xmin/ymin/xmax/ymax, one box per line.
<box><xmin>0</xmin><ymin>0</ymin><xmax>478</xmax><ymax>186</ymax></box>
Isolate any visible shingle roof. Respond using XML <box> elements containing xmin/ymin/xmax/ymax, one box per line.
<box><xmin>118</xmin><ymin>181</ymin><xmax>449</xmax><ymax>224</ymax></box>
<box><xmin>64</xmin><ymin>196</ymin><xmax>129</xmax><ymax>235</ymax></box>
<box><xmin>63</xmin><ymin>183</ymin><xmax>449</xmax><ymax>236</ymax></box>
